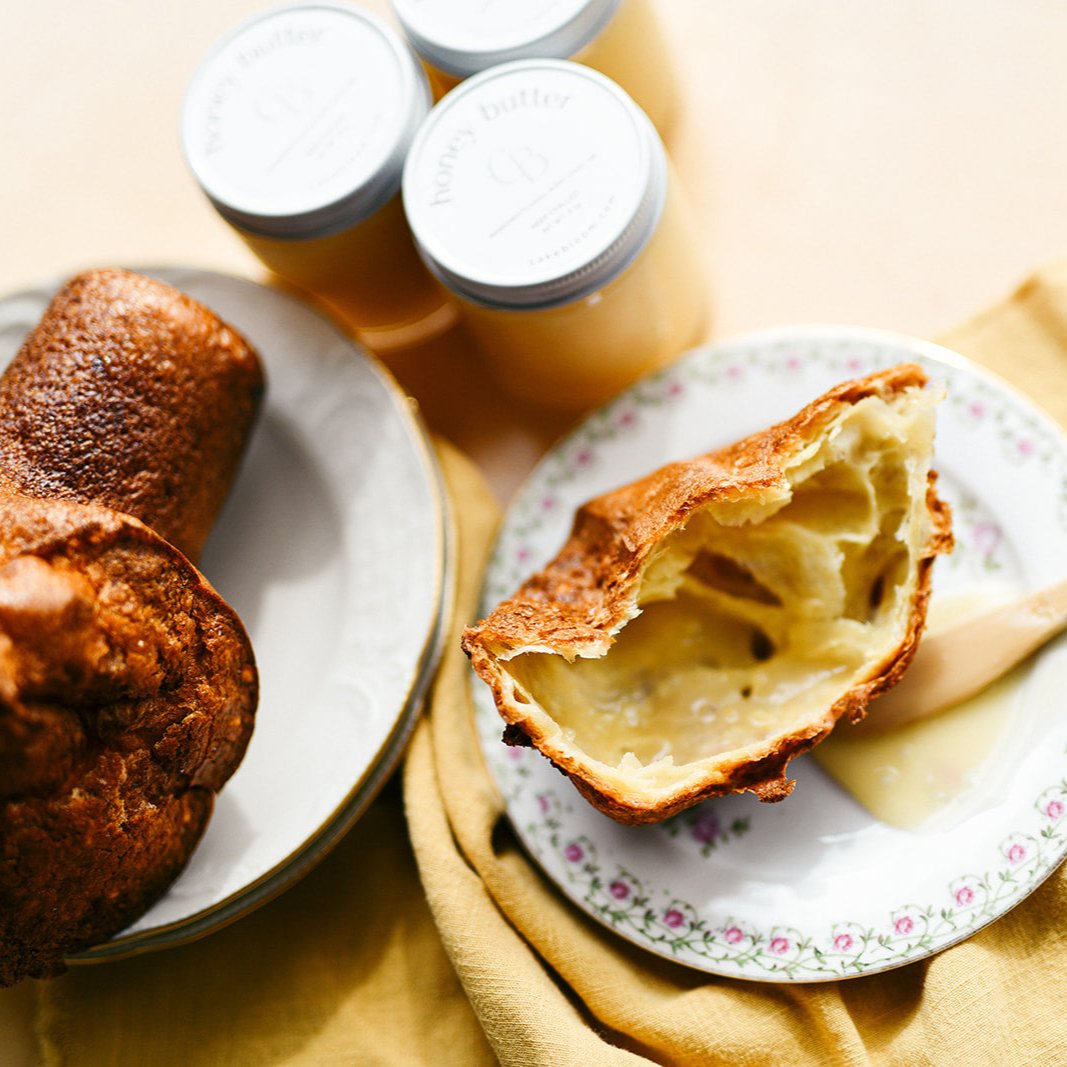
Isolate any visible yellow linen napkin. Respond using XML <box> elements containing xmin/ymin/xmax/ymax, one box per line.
<box><xmin>31</xmin><ymin>260</ymin><xmax>1067</xmax><ymax>1064</ymax></box>
<box><xmin>404</xmin><ymin>260</ymin><xmax>1067</xmax><ymax>1066</ymax></box>
<box><xmin>28</xmin><ymin>444</ymin><xmax>498</xmax><ymax>1067</ymax></box>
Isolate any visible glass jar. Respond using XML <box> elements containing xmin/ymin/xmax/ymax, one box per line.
<box><xmin>390</xmin><ymin>0</ymin><xmax>678</xmax><ymax>138</ymax></box>
<box><xmin>402</xmin><ymin>60</ymin><xmax>708</xmax><ymax>414</ymax></box>
<box><xmin>182</xmin><ymin>2</ymin><xmax>453</xmax><ymax>348</ymax></box>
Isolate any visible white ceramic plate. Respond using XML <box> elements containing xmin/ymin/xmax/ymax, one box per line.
<box><xmin>471</xmin><ymin>326</ymin><xmax>1067</xmax><ymax>981</ymax></box>
<box><xmin>0</xmin><ymin>268</ymin><xmax>451</xmax><ymax>961</ymax></box>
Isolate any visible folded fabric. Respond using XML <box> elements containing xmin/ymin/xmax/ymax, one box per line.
<box><xmin>31</xmin><ymin>259</ymin><xmax>1067</xmax><ymax>1065</ymax></box>
<box><xmin>404</xmin><ymin>259</ymin><xmax>1067</xmax><ymax>1066</ymax></box>
<box><xmin>28</xmin><ymin>444</ymin><xmax>497</xmax><ymax>1067</ymax></box>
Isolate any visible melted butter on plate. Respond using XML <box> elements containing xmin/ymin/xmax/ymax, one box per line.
<box><xmin>814</xmin><ymin>586</ymin><xmax>1019</xmax><ymax>829</ymax></box>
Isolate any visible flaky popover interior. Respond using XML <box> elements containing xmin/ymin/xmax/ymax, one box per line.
<box><xmin>463</xmin><ymin>364</ymin><xmax>953</xmax><ymax>825</ymax></box>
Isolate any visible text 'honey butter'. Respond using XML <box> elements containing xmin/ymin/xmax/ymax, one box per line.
<box><xmin>182</xmin><ymin>2</ymin><xmax>452</xmax><ymax>347</ymax></box>
<box><xmin>402</xmin><ymin>59</ymin><xmax>708</xmax><ymax>414</ymax></box>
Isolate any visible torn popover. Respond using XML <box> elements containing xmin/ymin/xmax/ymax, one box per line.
<box><xmin>463</xmin><ymin>364</ymin><xmax>953</xmax><ymax>825</ymax></box>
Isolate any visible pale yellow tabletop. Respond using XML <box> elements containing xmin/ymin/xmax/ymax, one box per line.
<box><xmin>5</xmin><ymin>0</ymin><xmax>1067</xmax><ymax>501</ymax></box>
<box><xmin>3</xmin><ymin>1</ymin><xmax>1067</xmax><ymax>1062</ymax></box>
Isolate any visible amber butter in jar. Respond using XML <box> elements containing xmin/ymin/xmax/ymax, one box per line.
<box><xmin>182</xmin><ymin>2</ymin><xmax>452</xmax><ymax>347</ymax></box>
<box><xmin>390</xmin><ymin>0</ymin><xmax>678</xmax><ymax>137</ymax></box>
<box><xmin>402</xmin><ymin>60</ymin><xmax>708</xmax><ymax>414</ymax></box>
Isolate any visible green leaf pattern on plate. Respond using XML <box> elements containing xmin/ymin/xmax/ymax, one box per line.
<box><xmin>473</xmin><ymin>331</ymin><xmax>1067</xmax><ymax>979</ymax></box>
<box><xmin>517</xmin><ymin>775</ymin><xmax>1067</xmax><ymax>980</ymax></box>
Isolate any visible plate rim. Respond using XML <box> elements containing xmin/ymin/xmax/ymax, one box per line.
<box><xmin>0</xmin><ymin>266</ymin><xmax>454</xmax><ymax>964</ymax></box>
<box><xmin>74</xmin><ymin>410</ymin><xmax>455</xmax><ymax>964</ymax></box>
<box><xmin>471</xmin><ymin>323</ymin><xmax>1067</xmax><ymax>981</ymax></box>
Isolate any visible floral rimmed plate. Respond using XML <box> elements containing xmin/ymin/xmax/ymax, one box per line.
<box><xmin>0</xmin><ymin>269</ymin><xmax>452</xmax><ymax>962</ymax></box>
<box><xmin>470</xmin><ymin>326</ymin><xmax>1067</xmax><ymax>981</ymax></box>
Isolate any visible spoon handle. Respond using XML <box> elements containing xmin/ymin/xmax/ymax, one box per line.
<box><xmin>861</xmin><ymin>574</ymin><xmax>1067</xmax><ymax>733</ymax></box>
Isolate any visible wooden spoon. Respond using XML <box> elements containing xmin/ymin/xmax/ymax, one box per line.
<box><xmin>860</xmin><ymin>575</ymin><xmax>1067</xmax><ymax>733</ymax></box>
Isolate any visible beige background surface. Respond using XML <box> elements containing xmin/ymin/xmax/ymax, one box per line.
<box><xmin>2</xmin><ymin>0</ymin><xmax>1067</xmax><ymax>1060</ymax></box>
<box><xmin>3</xmin><ymin>1</ymin><xmax>1067</xmax><ymax>500</ymax></box>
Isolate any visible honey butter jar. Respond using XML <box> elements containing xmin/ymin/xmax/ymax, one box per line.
<box><xmin>182</xmin><ymin>2</ymin><xmax>452</xmax><ymax>347</ymax></box>
<box><xmin>389</xmin><ymin>0</ymin><xmax>678</xmax><ymax>137</ymax></box>
<box><xmin>402</xmin><ymin>60</ymin><xmax>708</xmax><ymax>414</ymax></box>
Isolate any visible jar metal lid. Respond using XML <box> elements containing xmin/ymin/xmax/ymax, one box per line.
<box><xmin>402</xmin><ymin>60</ymin><xmax>666</xmax><ymax>311</ymax></box>
<box><xmin>390</xmin><ymin>0</ymin><xmax>622</xmax><ymax>79</ymax></box>
<box><xmin>182</xmin><ymin>2</ymin><xmax>430</xmax><ymax>240</ymax></box>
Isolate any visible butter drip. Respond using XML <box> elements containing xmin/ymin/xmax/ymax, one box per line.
<box><xmin>815</xmin><ymin>587</ymin><xmax>1017</xmax><ymax>828</ymax></box>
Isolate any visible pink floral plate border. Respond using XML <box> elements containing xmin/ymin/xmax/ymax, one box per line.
<box><xmin>469</xmin><ymin>327</ymin><xmax>1067</xmax><ymax>981</ymax></box>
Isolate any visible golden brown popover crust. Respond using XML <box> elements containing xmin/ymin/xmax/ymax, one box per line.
<box><xmin>0</xmin><ymin>495</ymin><xmax>256</xmax><ymax>985</ymax></box>
<box><xmin>0</xmin><ymin>268</ymin><xmax>264</xmax><ymax>563</ymax></box>
<box><xmin>463</xmin><ymin>364</ymin><xmax>954</xmax><ymax>824</ymax></box>
<box><xmin>0</xmin><ymin>270</ymin><xmax>262</xmax><ymax>985</ymax></box>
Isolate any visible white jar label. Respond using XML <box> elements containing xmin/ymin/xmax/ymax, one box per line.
<box><xmin>404</xmin><ymin>62</ymin><xmax>654</xmax><ymax>299</ymax></box>
<box><xmin>393</xmin><ymin>0</ymin><xmax>597</xmax><ymax>56</ymax></box>
<box><xmin>184</xmin><ymin>6</ymin><xmax>414</xmax><ymax>224</ymax></box>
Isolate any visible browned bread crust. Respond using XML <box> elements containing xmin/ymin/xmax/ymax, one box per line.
<box><xmin>0</xmin><ymin>268</ymin><xmax>264</xmax><ymax>563</ymax></box>
<box><xmin>463</xmin><ymin>365</ymin><xmax>953</xmax><ymax>824</ymax></box>
<box><xmin>0</xmin><ymin>495</ymin><xmax>256</xmax><ymax>984</ymax></box>
<box><xmin>0</xmin><ymin>270</ymin><xmax>262</xmax><ymax>985</ymax></box>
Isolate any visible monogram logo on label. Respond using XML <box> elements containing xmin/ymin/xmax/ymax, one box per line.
<box><xmin>488</xmin><ymin>146</ymin><xmax>548</xmax><ymax>184</ymax></box>
<box><xmin>254</xmin><ymin>79</ymin><xmax>314</xmax><ymax>123</ymax></box>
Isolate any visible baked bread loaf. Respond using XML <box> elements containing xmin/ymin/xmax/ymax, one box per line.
<box><xmin>463</xmin><ymin>365</ymin><xmax>953</xmax><ymax>825</ymax></box>
<box><xmin>0</xmin><ymin>269</ymin><xmax>263</xmax><ymax>985</ymax></box>
<box><xmin>0</xmin><ymin>268</ymin><xmax>263</xmax><ymax>562</ymax></box>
